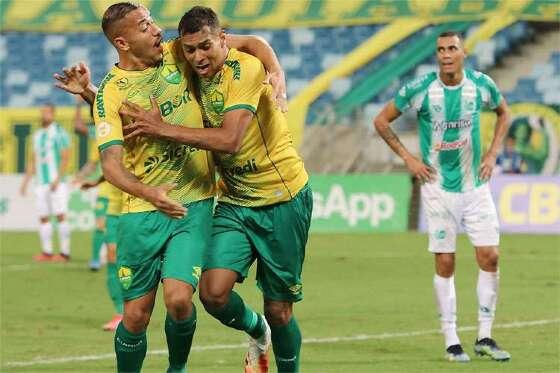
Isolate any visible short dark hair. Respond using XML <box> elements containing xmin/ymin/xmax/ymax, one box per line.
<box><xmin>101</xmin><ymin>2</ymin><xmax>140</xmax><ymax>40</ymax></box>
<box><xmin>438</xmin><ymin>30</ymin><xmax>463</xmax><ymax>40</ymax></box>
<box><xmin>178</xmin><ymin>6</ymin><xmax>220</xmax><ymax>36</ymax></box>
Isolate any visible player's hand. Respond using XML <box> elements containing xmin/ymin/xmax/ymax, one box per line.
<box><xmin>479</xmin><ymin>151</ymin><xmax>497</xmax><ymax>182</ymax></box>
<box><xmin>53</xmin><ymin>62</ymin><xmax>91</xmax><ymax>95</ymax></box>
<box><xmin>120</xmin><ymin>97</ymin><xmax>164</xmax><ymax>140</ymax></box>
<box><xmin>405</xmin><ymin>156</ymin><xmax>436</xmax><ymax>184</ymax></box>
<box><xmin>264</xmin><ymin>70</ymin><xmax>288</xmax><ymax>113</ymax></box>
<box><xmin>50</xmin><ymin>178</ymin><xmax>59</xmax><ymax>192</ymax></box>
<box><xmin>80</xmin><ymin>180</ymin><xmax>98</xmax><ymax>190</ymax></box>
<box><xmin>143</xmin><ymin>183</ymin><xmax>187</xmax><ymax>219</ymax></box>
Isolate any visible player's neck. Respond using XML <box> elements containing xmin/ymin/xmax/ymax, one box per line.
<box><xmin>439</xmin><ymin>70</ymin><xmax>464</xmax><ymax>86</ymax></box>
<box><xmin>117</xmin><ymin>53</ymin><xmax>156</xmax><ymax>71</ymax></box>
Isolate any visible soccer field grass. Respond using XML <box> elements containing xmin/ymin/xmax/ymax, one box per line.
<box><xmin>1</xmin><ymin>231</ymin><xmax>558</xmax><ymax>372</ymax></box>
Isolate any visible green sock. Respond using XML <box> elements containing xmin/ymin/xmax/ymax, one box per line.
<box><xmin>206</xmin><ymin>291</ymin><xmax>264</xmax><ymax>339</ymax></box>
<box><xmin>91</xmin><ymin>229</ymin><xmax>104</xmax><ymax>262</ymax></box>
<box><xmin>114</xmin><ymin>322</ymin><xmax>147</xmax><ymax>373</ymax></box>
<box><xmin>270</xmin><ymin>317</ymin><xmax>301</xmax><ymax>373</ymax></box>
<box><xmin>165</xmin><ymin>305</ymin><xmax>197</xmax><ymax>373</ymax></box>
<box><xmin>107</xmin><ymin>262</ymin><xmax>124</xmax><ymax>314</ymax></box>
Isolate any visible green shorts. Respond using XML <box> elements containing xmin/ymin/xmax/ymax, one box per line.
<box><xmin>105</xmin><ymin>214</ymin><xmax>119</xmax><ymax>245</ymax></box>
<box><xmin>204</xmin><ymin>184</ymin><xmax>313</xmax><ymax>302</ymax></box>
<box><xmin>117</xmin><ymin>198</ymin><xmax>213</xmax><ymax>301</ymax></box>
<box><xmin>95</xmin><ymin>196</ymin><xmax>109</xmax><ymax>219</ymax></box>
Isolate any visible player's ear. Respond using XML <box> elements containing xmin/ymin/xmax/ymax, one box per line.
<box><xmin>113</xmin><ymin>36</ymin><xmax>129</xmax><ymax>52</ymax></box>
<box><xmin>219</xmin><ymin>29</ymin><xmax>226</xmax><ymax>48</ymax></box>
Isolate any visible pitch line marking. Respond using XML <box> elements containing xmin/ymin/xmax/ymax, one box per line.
<box><xmin>4</xmin><ymin>318</ymin><xmax>558</xmax><ymax>368</ymax></box>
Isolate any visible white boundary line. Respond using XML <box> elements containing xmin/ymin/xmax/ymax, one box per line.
<box><xmin>4</xmin><ymin>318</ymin><xmax>558</xmax><ymax>368</ymax></box>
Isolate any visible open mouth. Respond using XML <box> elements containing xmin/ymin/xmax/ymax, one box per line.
<box><xmin>154</xmin><ymin>38</ymin><xmax>163</xmax><ymax>51</ymax></box>
<box><xmin>196</xmin><ymin>63</ymin><xmax>210</xmax><ymax>75</ymax></box>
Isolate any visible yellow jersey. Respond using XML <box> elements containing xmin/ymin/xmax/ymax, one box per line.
<box><xmin>198</xmin><ymin>48</ymin><xmax>308</xmax><ymax>207</ymax></box>
<box><xmin>93</xmin><ymin>40</ymin><xmax>215</xmax><ymax>213</ymax></box>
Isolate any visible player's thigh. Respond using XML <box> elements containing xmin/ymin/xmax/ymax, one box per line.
<box><xmin>161</xmin><ymin>198</ymin><xmax>214</xmax><ymax>291</ymax></box>
<box><xmin>251</xmin><ymin>185</ymin><xmax>313</xmax><ymax>303</ymax></box>
<box><xmin>421</xmin><ymin>182</ymin><xmax>460</xmax><ymax>253</ymax></box>
<box><xmin>34</xmin><ymin>184</ymin><xmax>51</xmax><ymax>217</ymax></box>
<box><xmin>462</xmin><ymin>184</ymin><xmax>500</xmax><ymax>248</ymax></box>
<box><xmin>117</xmin><ymin>210</ymin><xmax>174</xmax><ymax>301</ymax></box>
<box><xmin>51</xmin><ymin>182</ymin><xmax>69</xmax><ymax>215</ymax></box>
<box><xmin>204</xmin><ymin>202</ymin><xmax>254</xmax><ymax>281</ymax></box>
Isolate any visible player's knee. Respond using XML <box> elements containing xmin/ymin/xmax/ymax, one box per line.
<box><xmin>199</xmin><ymin>286</ymin><xmax>229</xmax><ymax>311</ymax></box>
<box><xmin>479</xmin><ymin>251</ymin><xmax>499</xmax><ymax>271</ymax></box>
<box><xmin>123</xmin><ymin>307</ymin><xmax>150</xmax><ymax>333</ymax></box>
<box><xmin>264</xmin><ymin>302</ymin><xmax>293</xmax><ymax>326</ymax></box>
<box><xmin>95</xmin><ymin>217</ymin><xmax>106</xmax><ymax>231</ymax></box>
<box><xmin>165</xmin><ymin>296</ymin><xmax>192</xmax><ymax>320</ymax></box>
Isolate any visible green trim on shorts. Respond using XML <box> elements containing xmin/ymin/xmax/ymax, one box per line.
<box><xmin>94</xmin><ymin>196</ymin><xmax>109</xmax><ymax>218</ymax></box>
<box><xmin>117</xmin><ymin>198</ymin><xmax>214</xmax><ymax>301</ymax></box>
<box><xmin>204</xmin><ymin>184</ymin><xmax>312</xmax><ymax>302</ymax></box>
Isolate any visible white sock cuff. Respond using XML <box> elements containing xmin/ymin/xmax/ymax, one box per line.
<box><xmin>479</xmin><ymin>268</ymin><xmax>499</xmax><ymax>277</ymax></box>
<box><xmin>434</xmin><ymin>273</ymin><xmax>454</xmax><ymax>284</ymax></box>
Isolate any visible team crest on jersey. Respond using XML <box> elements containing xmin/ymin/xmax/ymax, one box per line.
<box><xmin>432</xmin><ymin>104</ymin><xmax>442</xmax><ymax>113</ymax></box>
<box><xmin>210</xmin><ymin>91</ymin><xmax>224</xmax><ymax>113</ymax></box>
<box><xmin>118</xmin><ymin>266</ymin><xmax>133</xmax><ymax>290</ymax></box>
<box><xmin>161</xmin><ymin>64</ymin><xmax>181</xmax><ymax>84</ymax></box>
<box><xmin>115</xmin><ymin>77</ymin><xmax>129</xmax><ymax>89</ymax></box>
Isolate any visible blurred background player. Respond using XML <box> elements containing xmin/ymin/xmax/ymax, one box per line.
<box><xmin>78</xmin><ymin>174</ymin><xmax>124</xmax><ymax>330</ymax></box>
<box><xmin>496</xmin><ymin>136</ymin><xmax>525</xmax><ymax>174</ymax></box>
<box><xmin>122</xmin><ymin>7</ymin><xmax>311</xmax><ymax>373</ymax></box>
<box><xmin>20</xmin><ymin>103</ymin><xmax>72</xmax><ymax>262</ymax></box>
<box><xmin>72</xmin><ymin>96</ymin><xmax>109</xmax><ymax>271</ymax></box>
<box><xmin>68</xmin><ymin>92</ymin><xmax>124</xmax><ymax>330</ymax></box>
<box><xmin>374</xmin><ymin>31</ymin><xmax>511</xmax><ymax>363</ymax></box>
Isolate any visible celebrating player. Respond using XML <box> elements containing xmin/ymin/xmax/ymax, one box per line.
<box><xmin>54</xmin><ymin>2</ymin><xmax>287</xmax><ymax>371</ymax></box>
<box><xmin>121</xmin><ymin>7</ymin><xmax>312</xmax><ymax>373</ymax></box>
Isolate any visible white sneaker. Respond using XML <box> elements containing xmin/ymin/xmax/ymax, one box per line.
<box><xmin>244</xmin><ymin>315</ymin><xmax>271</xmax><ymax>373</ymax></box>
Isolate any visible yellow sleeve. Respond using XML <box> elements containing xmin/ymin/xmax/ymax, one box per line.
<box><xmin>93</xmin><ymin>75</ymin><xmax>124</xmax><ymax>151</ymax></box>
<box><xmin>223</xmin><ymin>54</ymin><xmax>265</xmax><ymax>114</ymax></box>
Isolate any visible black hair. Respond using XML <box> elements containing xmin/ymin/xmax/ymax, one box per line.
<box><xmin>178</xmin><ymin>6</ymin><xmax>220</xmax><ymax>36</ymax></box>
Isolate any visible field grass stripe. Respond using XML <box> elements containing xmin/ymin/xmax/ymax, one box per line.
<box><xmin>4</xmin><ymin>318</ymin><xmax>558</xmax><ymax>368</ymax></box>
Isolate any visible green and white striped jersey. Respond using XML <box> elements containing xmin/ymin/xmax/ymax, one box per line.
<box><xmin>394</xmin><ymin>69</ymin><xmax>502</xmax><ymax>192</ymax></box>
<box><xmin>32</xmin><ymin>122</ymin><xmax>70</xmax><ymax>185</ymax></box>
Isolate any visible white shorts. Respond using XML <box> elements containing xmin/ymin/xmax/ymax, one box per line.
<box><xmin>421</xmin><ymin>182</ymin><xmax>500</xmax><ymax>253</ymax></box>
<box><xmin>34</xmin><ymin>182</ymin><xmax>69</xmax><ymax>217</ymax></box>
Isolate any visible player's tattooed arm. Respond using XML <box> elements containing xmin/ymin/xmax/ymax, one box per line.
<box><xmin>374</xmin><ymin>101</ymin><xmax>435</xmax><ymax>183</ymax></box>
<box><xmin>226</xmin><ymin>34</ymin><xmax>287</xmax><ymax>112</ymax></box>
<box><xmin>480</xmin><ymin>98</ymin><xmax>510</xmax><ymax>181</ymax></box>
<box><xmin>100</xmin><ymin>145</ymin><xmax>186</xmax><ymax>219</ymax></box>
